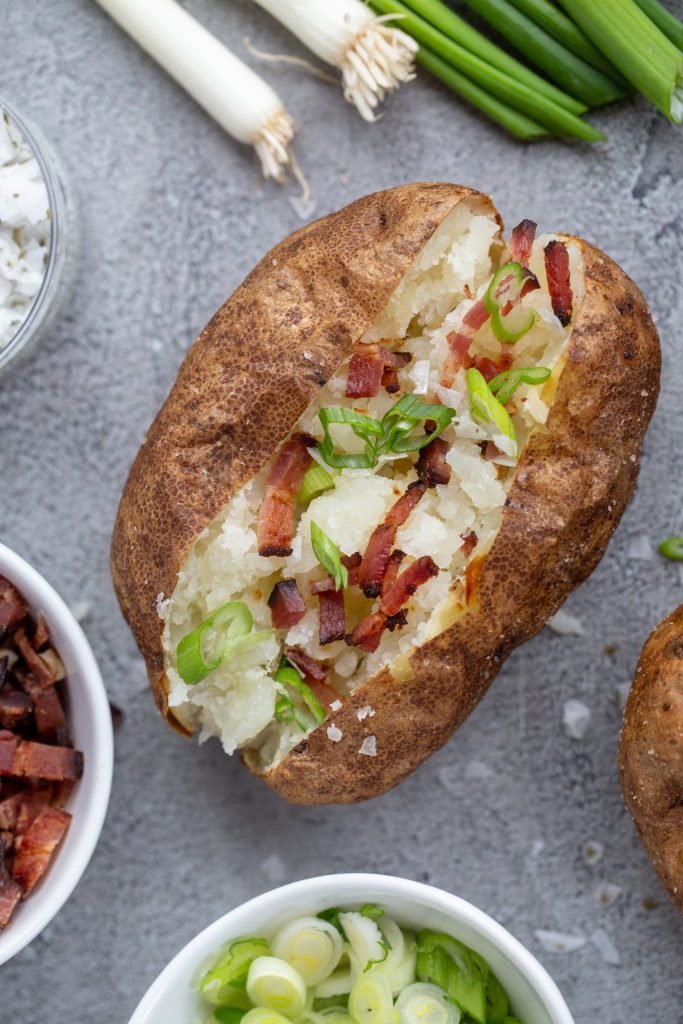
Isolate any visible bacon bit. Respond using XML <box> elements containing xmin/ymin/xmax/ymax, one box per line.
<box><xmin>310</xmin><ymin>567</ymin><xmax>360</xmax><ymax>594</ymax></box>
<box><xmin>21</xmin><ymin>680</ymin><xmax>68</xmax><ymax>745</ymax></box>
<box><xmin>0</xmin><ymin>877</ymin><xmax>22</xmax><ymax>928</ymax></box>
<box><xmin>0</xmin><ymin>578</ymin><xmax>28</xmax><ymax>633</ymax></box>
<box><xmin>520</xmin><ymin>268</ymin><xmax>541</xmax><ymax>298</ymax></box>
<box><xmin>445</xmin><ymin>332</ymin><xmax>473</xmax><ymax>374</ymax></box>
<box><xmin>257</xmin><ymin>434</ymin><xmax>314</xmax><ymax>557</ymax></box>
<box><xmin>461</xmin><ymin>531</ymin><xmax>478</xmax><ymax>559</ymax></box>
<box><xmin>544</xmin><ymin>240</ymin><xmax>573</xmax><ymax>327</ymax></box>
<box><xmin>318</xmin><ymin>589</ymin><xmax>346</xmax><ymax>646</ymax></box>
<box><xmin>382</xmin><ymin>350</ymin><xmax>412</xmax><ymax>370</ymax></box>
<box><xmin>0</xmin><ymin>690</ymin><xmax>32</xmax><ymax>730</ymax></box>
<box><xmin>0</xmin><ymin>794</ymin><xmax>21</xmax><ymax>831</ymax></box>
<box><xmin>381</xmin><ymin>550</ymin><xmax>406</xmax><ymax>596</ymax></box>
<box><xmin>348</xmin><ymin>612</ymin><xmax>387</xmax><ymax>653</ymax></box>
<box><xmin>284</xmin><ymin>646</ymin><xmax>328</xmax><ymax>682</ymax></box>
<box><xmin>417</xmin><ymin>437</ymin><xmax>451</xmax><ymax>487</ymax></box>
<box><xmin>380</xmin><ymin>556</ymin><xmax>439</xmax><ymax>617</ymax></box>
<box><xmin>359</xmin><ymin>482</ymin><xmax>426</xmax><ymax>598</ymax></box>
<box><xmin>381</xmin><ymin>366</ymin><xmax>400</xmax><ymax>394</ymax></box>
<box><xmin>342</xmin><ymin>552</ymin><xmax>362</xmax><ymax>570</ymax></box>
<box><xmin>11</xmin><ymin>789</ymin><xmax>53</xmax><ymax>835</ymax></box>
<box><xmin>32</xmin><ymin>614</ymin><xmax>50</xmax><ymax>651</ymax></box>
<box><xmin>12</xmin><ymin>806</ymin><xmax>71</xmax><ymax>895</ymax></box>
<box><xmin>268</xmin><ymin>579</ymin><xmax>306</xmax><ymax>630</ymax></box>
<box><xmin>473</xmin><ymin>351</ymin><xmax>513</xmax><ymax>383</ymax></box>
<box><xmin>14</xmin><ymin>629</ymin><xmax>60</xmax><ymax>687</ymax></box>
<box><xmin>346</xmin><ymin>347</ymin><xmax>384</xmax><ymax>398</ymax></box>
<box><xmin>509</xmin><ymin>219</ymin><xmax>537</xmax><ymax>267</ymax></box>
<box><xmin>0</xmin><ymin>733</ymin><xmax>83</xmax><ymax>782</ymax></box>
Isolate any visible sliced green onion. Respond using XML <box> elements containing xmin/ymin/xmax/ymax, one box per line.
<box><xmin>213</xmin><ymin>1010</ymin><xmax>249</xmax><ymax>1024</ymax></box>
<box><xmin>632</xmin><ymin>0</ymin><xmax>683</xmax><ymax>49</ymax></box>
<box><xmin>318</xmin><ymin>407</ymin><xmax>383</xmax><ymax>470</ymax></box>
<box><xmin>395</xmin><ymin>983</ymin><xmax>460</xmax><ymax>1024</ymax></box>
<box><xmin>359</xmin><ymin>904</ymin><xmax>385</xmax><ymax>920</ymax></box>
<box><xmin>460</xmin><ymin>0</ymin><xmax>629</xmax><ymax>108</ymax></box>
<box><xmin>489</xmin><ymin>366</ymin><xmax>551</xmax><ymax>405</ymax></box>
<box><xmin>485</xmin><ymin>972</ymin><xmax>509</xmax><ymax>1023</ymax></box>
<box><xmin>338</xmin><ymin>912</ymin><xmax>390</xmax><ymax>974</ymax></box>
<box><xmin>317</xmin><ymin>908</ymin><xmax>344</xmax><ymax>933</ymax></box>
<box><xmin>311</xmin><ymin>522</ymin><xmax>348</xmax><ymax>591</ymax></box>
<box><xmin>201</xmin><ymin>938</ymin><xmax>271</xmax><ymax>1004</ymax></box>
<box><xmin>314</xmin><ymin>970</ymin><xmax>354</xmax><ymax>1001</ymax></box>
<box><xmin>415</xmin><ymin>45</ymin><xmax>548</xmax><ymax>140</ymax></box>
<box><xmin>467</xmin><ymin>369</ymin><xmax>517</xmax><ymax>457</ymax></box>
<box><xmin>505</xmin><ymin>0</ymin><xmax>631</xmax><ymax>82</ymax></box>
<box><xmin>374</xmin><ymin>920</ymin><xmax>417</xmax><ymax>996</ymax></box>
<box><xmin>177</xmin><ymin>601</ymin><xmax>266</xmax><ymax>685</ymax></box>
<box><xmin>393</xmin><ymin>0</ymin><xmax>587</xmax><ymax>112</ymax></box>
<box><xmin>483</xmin><ymin>262</ymin><xmax>537</xmax><ymax>343</ymax></box>
<box><xmin>241</xmin><ymin>1010</ymin><xmax>294</xmax><ymax>1024</ymax></box>
<box><xmin>416</xmin><ymin>930</ymin><xmax>488</xmax><ymax>1024</ymax></box>
<box><xmin>275</xmin><ymin>664</ymin><xmax>326</xmax><ymax>727</ymax></box>
<box><xmin>348</xmin><ymin>970</ymin><xmax>394</xmax><ymax>1024</ymax></box>
<box><xmin>556</xmin><ymin>0</ymin><xmax>683</xmax><ymax>123</ymax></box>
<box><xmin>298</xmin><ymin>464</ymin><xmax>336</xmax><ymax>504</ymax></box>
<box><xmin>247</xmin><ymin>956</ymin><xmax>307</xmax><ymax>1018</ymax></box>
<box><xmin>658</xmin><ymin>537</ymin><xmax>683</xmax><ymax>561</ymax></box>
<box><xmin>271</xmin><ymin>917</ymin><xmax>344</xmax><ymax>986</ymax></box>
<box><xmin>369</xmin><ymin>0</ymin><xmax>604</xmax><ymax>140</ymax></box>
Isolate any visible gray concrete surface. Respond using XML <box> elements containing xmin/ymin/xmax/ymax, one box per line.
<box><xmin>2</xmin><ymin>1</ymin><xmax>683</xmax><ymax>1020</ymax></box>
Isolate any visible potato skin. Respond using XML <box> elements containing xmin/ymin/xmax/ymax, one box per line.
<box><xmin>263</xmin><ymin>237</ymin><xmax>660</xmax><ymax>804</ymax></box>
<box><xmin>111</xmin><ymin>184</ymin><xmax>492</xmax><ymax>727</ymax></box>
<box><xmin>619</xmin><ymin>608</ymin><xmax>683</xmax><ymax>912</ymax></box>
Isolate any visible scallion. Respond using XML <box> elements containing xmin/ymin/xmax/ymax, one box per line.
<box><xmin>311</xmin><ymin>522</ymin><xmax>348</xmax><ymax>591</ymax></box>
<box><xmin>483</xmin><ymin>262</ymin><xmax>537</xmax><ymax>342</ymax></box>
<box><xmin>369</xmin><ymin>0</ymin><xmax>604</xmax><ymax>140</ymax></box>
<box><xmin>298</xmin><ymin>463</ymin><xmax>336</xmax><ymax>504</ymax></box>
<box><xmin>489</xmin><ymin>366</ymin><xmax>551</xmax><ymax>405</ymax></box>
<box><xmin>416</xmin><ymin>930</ymin><xmax>489</xmax><ymax>1024</ymax></box>
<box><xmin>200</xmin><ymin>938</ymin><xmax>270</xmax><ymax>1000</ymax></box>
<box><xmin>392</xmin><ymin>0</ymin><xmax>587</xmax><ymax>113</ymax></box>
<box><xmin>466</xmin><ymin>367</ymin><xmax>517</xmax><ymax>457</ymax></box>
<box><xmin>249</xmin><ymin>0</ymin><xmax>418</xmax><ymax>121</ymax></box>
<box><xmin>94</xmin><ymin>0</ymin><xmax>298</xmax><ymax>181</ymax></box>
<box><xmin>658</xmin><ymin>537</ymin><xmax>683</xmax><ymax>560</ymax></box>
<box><xmin>275</xmin><ymin>664</ymin><xmax>326</xmax><ymax>727</ymax></box>
<box><xmin>460</xmin><ymin>0</ymin><xmax>630</xmax><ymax>107</ymax></box>
<box><xmin>632</xmin><ymin>0</ymin><xmax>683</xmax><ymax>50</ymax></box>
<box><xmin>176</xmin><ymin>602</ymin><xmax>272</xmax><ymax>685</ymax></box>
<box><xmin>556</xmin><ymin>0</ymin><xmax>683</xmax><ymax>123</ymax></box>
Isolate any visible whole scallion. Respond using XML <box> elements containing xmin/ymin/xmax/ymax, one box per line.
<box><xmin>394</xmin><ymin>0</ymin><xmax>587</xmax><ymax>113</ymax></box>
<box><xmin>370</xmin><ymin>0</ymin><xmax>604</xmax><ymax>139</ymax></box>
<box><xmin>460</xmin><ymin>0</ymin><xmax>630</xmax><ymax>107</ymax></box>
<box><xmin>632</xmin><ymin>0</ymin><xmax>683</xmax><ymax>50</ymax></box>
<box><xmin>557</xmin><ymin>0</ymin><xmax>683</xmax><ymax>123</ymax></box>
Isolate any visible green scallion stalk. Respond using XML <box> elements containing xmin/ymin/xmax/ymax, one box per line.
<box><xmin>460</xmin><ymin>0</ymin><xmax>630</xmax><ymax>107</ymax></box>
<box><xmin>176</xmin><ymin>601</ymin><xmax>264</xmax><ymax>685</ymax></box>
<box><xmin>556</xmin><ymin>0</ymin><xmax>683</xmax><ymax>123</ymax></box>
<box><xmin>505</xmin><ymin>0</ymin><xmax>630</xmax><ymax>83</ymax></box>
<box><xmin>298</xmin><ymin>463</ymin><xmax>335</xmax><ymax>504</ymax></box>
<box><xmin>632</xmin><ymin>0</ymin><xmax>683</xmax><ymax>50</ymax></box>
<box><xmin>311</xmin><ymin>522</ymin><xmax>348</xmax><ymax>591</ymax></box>
<box><xmin>275</xmin><ymin>664</ymin><xmax>326</xmax><ymax>726</ymax></box>
<box><xmin>489</xmin><ymin>366</ymin><xmax>550</xmax><ymax>404</ymax></box>
<box><xmin>391</xmin><ymin>0</ymin><xmax>587</xmax><ymax>113</ymax></box>
<box><xmin>415</xmin><ymin>45</ymin><xmax>547</xmax><ymax>139</ymax></box>
<box><xmin>370</xmin><ymin>0</ymin><xmax>604</xmax><ymax>140</ymax></box>
<box><xmin>658</xmin><ymin>537</ymin><xmax>683</xmax><ymax>560</ymax></box>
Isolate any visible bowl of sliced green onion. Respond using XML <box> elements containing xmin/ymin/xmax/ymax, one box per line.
<box><xmin>128</xmin><ymin>874</ymin><xmax>574</xmax><ymax>1024</ymax></box>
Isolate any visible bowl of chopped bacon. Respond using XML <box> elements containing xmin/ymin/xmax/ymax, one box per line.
<box><xmin>0</xmin><ymin>543</ymin><xmax>113</xmax><ymax>964</ymax></box>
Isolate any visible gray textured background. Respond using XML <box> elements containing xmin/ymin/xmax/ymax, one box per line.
<box><xmin>2</xmin><ymin>0</ymin><xmax>683</xmax><ymax>1020</ymax></box>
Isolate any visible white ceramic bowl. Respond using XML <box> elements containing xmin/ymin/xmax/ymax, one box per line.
<box><xmin>129</xmin><ymin>874</ymin><xmax>575</xmax><ymax>1024</ymax></box>
<box><xmin>0</xmin><ymin>543</ymin><xmax>113</xmax><ymax>965</ymax></box>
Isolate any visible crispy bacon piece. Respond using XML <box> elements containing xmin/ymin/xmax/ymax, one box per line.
<box><xmin>544</xmin><ymin>240</ymin><xmax>573</xmax><ymax>327</ymax></box>
<box><xmin>0</xmin><ymin>877</ymin><xmax>22</xmax><ymax>928</ymax></box>
<box><xmin>21</xmin><ymin>680</ymin><xmax>68</xmax><ymax>745</ymax></box>
<box><xmin>443</xmin><ymin>300</ymin><xmax>491</xmax><ymax>384</ymax></box>
<box><xmin>380</xmin><ymin>556</ymin><xmax>439</xmax><ymax>617</ymax></box>
<box><xmin>310</xmin><ymin>554</ymin><xmax>361</xmax><ymax>594</ymax></box>
<box><xmin>318</xmin><ymin>589</ymin><xmax>346</xmax><ymax>646</ymax></box>
<box><xmin>0</xmin><ymin>577</ymin><xmax>28</xmax><ymax>633</ymax></box>
<box><xmin>0</xmin><ymin>690</ymin><xmax>32</xmax><ymax>729</ymax></box>
<box><xmin>359</xmin><ymin>482</ymin><xmax>426</xmax><ymax>598</ymax></box>
<box><xmin>284</xmin><ymin>646</ymin><xmax>327</xmax><ymax>683</ymax></box>
<box><xmin>0</xmin><ymin>732</ymin><xmax>83</xmax><ymax>782</ymax></box>
<box><xmin>417</xmin><ymin>438</ymin><xmax>451</xmax><ymax>487</ymax></box>
<box><xmin>12</xmin><ymin>806</ymin><xmax>71</xmax><ymax>895</ymax></box>
<box><xmin>32</xmin><ymin>613</ymin><xmax>50</xmax><ymax>651</ymax></box>
<box><xmin>268</xmin><ymin>580</ymin><xmax>306</xmax><ymax>630</ymax></box>
<box><xmin>346</xmin><ymin>348</ymin><xmax>384</xmax><ymax>398</ymax></box>
<box><xmin>461</xmin><ymin>531</ymin><xmax>478</xmax><ymax>559</ymax></box>
<box><xmin>380</xmin><ymin>366</ymin><xmax>400</xmax><ymax>394</ymax></box>
<box><xmin>381</xmin><ymin>550</ymin><xmax>406</xmax><ymax>596</ymax></box>
<box><xmin>257</xmin><ymin>434</ymin><xmax>314</xmax><ymax>557</ymax></box>
<box><xmin>14</xmin><ymin>629</ymin><xmax>62</xmax><ymax>687</ymax></box>
<box><xmin>473</xmin><ymin>352</ymin><xmax>513</xmax><ymax>383</ymax></box>
<box><xmin>0</xmin><ymin>789</ymin><xmax>53</xmax><ymax>834</ymax></box>
<box><xmin>348</xmin><ymin>612</ymin><xmax>387</xmax><ymax>653</ymax></box>
<box><xmin>509</xmin><ymin>219</ymin><xmax>537</xmax><ymax>267</ymax></box>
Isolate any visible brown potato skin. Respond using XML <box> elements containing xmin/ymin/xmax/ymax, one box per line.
<box><xmin>619</xmin><ymin>608</ymin><xmax>683</xmax><ymax>912</ymax></box>
<box><xmin>111</xmin><ymin>184</ymin><xmax>493</xmax><ymax>727</ymax></box>
<box><xmin>111</xmin><ymin>185</ymin><xmax>661</xmax><ymax>804</ymax></box>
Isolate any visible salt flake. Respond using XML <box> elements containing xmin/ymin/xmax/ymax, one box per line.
<box><xmin>327</xmin><ymin>725</ymin><xmax>343</xmax><ymax>743</ymax></box>
<box><xmin>535</xmin><ymin>930</ymin><xmax>587</xmax><ymax>953</ymax></box>
<box><xmin>357</xmin><ymin>705</ymin><xmax>375</xmax><ymax>721</ymax></box>
<box><xmin>359</xmin><ymin>735</ymin><xmax>377</xmax><ymax>756</ymax></box>
<box><xmin>563</xmin><ymin>699</ymin><xmax>591</xmax><ymax>740</ymax></box>
<box><xmin>590</xmin><ymin>928</ymin><xmax>620</xmax><ymax>966</ymax></box>
<box><xmin>547</xmin><ymin>609</ymin><xmax>585</xmax><ymax>636</ymax></box>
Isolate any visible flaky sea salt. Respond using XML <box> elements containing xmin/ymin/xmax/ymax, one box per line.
<box><xmin>547</xmin><ymin>608</ymin><xmax>585</xmax><ymax>636</ymax></box>
<box><xmin>326</xmin><ymin>724</ymin><xmax>342</xmax><ymax>742</ymax></box>
<box><xmin>535</xmin><ymin>930</ymin><xmax>587</xmax><ymax>953</ymax></box>
<box><xmin>356</xmin><ymin>705</ymin><xmax>375</xmax><ymax>721</ymax></box>
<box><xmin>590</xmin><ymin>928</ymin><xmax>620</xmax><ymax>966</ymax></box>
<box><xmin>0</xmin><ymin>111</ymin><xmax>51</xmax><ymax>351</ymax></box>
<box><xmin>563</xmin><ymin>699</ymin><xmax>591</xmax><ymax>739</ymax></box>
<box><xmin>359</xmin><ymin>735</ymin><xmax>377</xmax><ymax>756</ymax></box>
<box><xmin>330</xmin><ymin>699</ymin><xmax>343</xmax><ymax>712</ymax></box>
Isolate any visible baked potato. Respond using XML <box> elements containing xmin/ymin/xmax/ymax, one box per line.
<box><xmin>619</xmin><ymin>607</ymin><xmax>683</xmax><ymax>912</ymax></box>
<box><xmin>111</xmin><ymin>183</ymin><xmax>660</xmax><ymax>805</ymax></box>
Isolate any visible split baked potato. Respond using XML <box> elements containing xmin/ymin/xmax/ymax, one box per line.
<box><xmin>619</xmin><ymin>607</ymin><xmax>683</xmax><ymax>912</ymax></box>
<box><xmin>111</xmin><ymin>183</ymin><xmax>660</xmax><ymax>805</ymax></box>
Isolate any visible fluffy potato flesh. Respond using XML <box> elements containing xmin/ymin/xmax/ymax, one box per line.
<box><xmin>161</xmin><ymin>198</ymin><xmax>584</xmax><ymax>771</ymax></box>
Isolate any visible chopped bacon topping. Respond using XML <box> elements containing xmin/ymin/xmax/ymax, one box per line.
<box><xmin>417</xmin><ymin>437</ymin><xmax>451</xmax><ymax>487</ymax></box>
<box><xmin>346</xmin><ymin>347</ymin><xmax>412</xmax><ymax>399</ymax></box>
<box><xmin>443</xmin><ymin>299</ymin><xmax>491</xmax><ymax>385</ymax></box>
<box><xmin>21</xmin><ymin>681</ymin><xmax>68</xmax><ymax>745</ymax></box>
<box><xmin>284</xmin><ymin>646</ymin><xmax>327</xmax><ymax>682</ymax></box>
<box><xmin>543</xmin><ymin>240</ymin><xmax>573</xmax><ymax>327</ymax></box>
<box><xmin>461</xmin><ymin>531</ymin><xmax>478</xmax><ymax>559</ymax></box>
<box><xmin>0</xmin><ymin>877</ymin><xmax>22</xmax><ymax>929</ymax></box>
<box><xmin>0</xmin><ymin>732</ymin><xmax>83</xmax><ymax>782</ymax></box>
<box><xmin>257</xmin><ymin>434</ymin><xmax>314</xmax><ymax>557</ymax></box>
<box><xmin>318</xmin><ymin>589</ymin><xmax>346</xmax><ymax>646</ymax></box>
<box><xmin>348</xmin><ymin>612</ymin><xmax>387</xmax><ymax>653</ymax></box>
<box><xmin>381</xmin><ymin>549</ymin><xmax>406</xmax><ymax>596</ymax></box>
<box><xmin>0</xmin><ymin>577</ymin><xmax>28</xmax><ymax>633</ymax></box>
<box><xmin>359</xmin><ymin>482</ymin><xmax>426</xmax><ymax>598</ymax></box>
<box><xmin>15</xmin><ymin>629</ymin><xmax>63</xmax><ymax>686</ymax></box>
<box><xmin>509</xmin><ymin>219</ymin><xmax>537</xmax><ymax>267</ymax></box>
<box><xmin>0</xmin><ymin>690</ymin><xmax>32</xmax><ymax>730</ymax></box>
<box><xmin>473</xmin><ymin>351</ymin><xmax>513</xmax><ymax>383</ymax></box>
<box><xmin>268</xmin><ymin>580</ymin><xmax>306</xmax><ymax>630</ymax></box>
<box><xmin>381</xmin><ymin>366</ymin><xmax>400</xmax><ymax>394</ymax></box>
<box><xmin>380</xmin><ymin>556</ymin><xmax>439</xmax><ymax>617</ymax></box>
<box><xmin>12</xmin><ymin>806</ymin><xmax>71</xmax><ymax>895</ymax></box>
